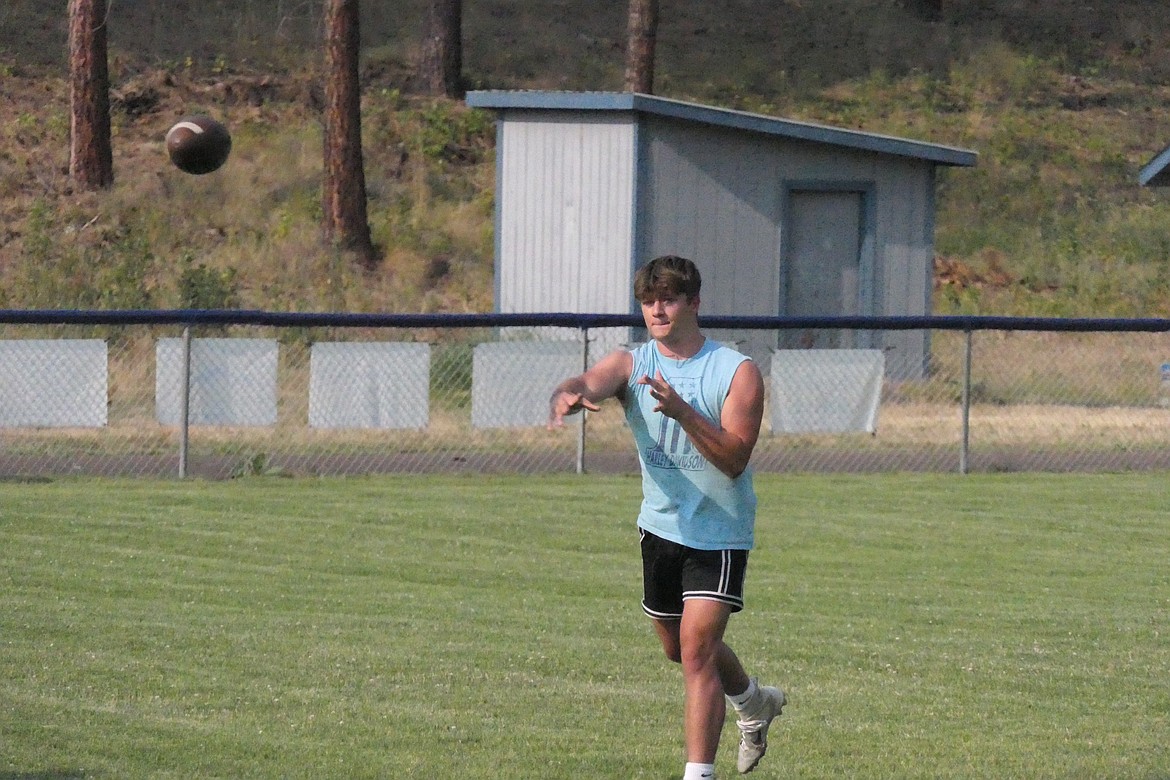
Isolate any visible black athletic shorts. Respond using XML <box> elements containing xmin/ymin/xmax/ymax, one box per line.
<box><xmin>640</xmin><ymin>529</ymin><xmax>749</xmax><ymax>619</ymax></box>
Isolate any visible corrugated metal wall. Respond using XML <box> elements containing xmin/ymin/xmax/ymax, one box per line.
<box><xmin>640</xmin><ymin>117</ymin><xmax>783</xmax><ymax>318</ymax></box>
<box><xmin>496</xmin><ymin>113</ymin><xmax>637</xmax><ymax>315</ymax></box>
<box><xmin>638</xmin><ymin>116</ymin><xmax>935</xmax><ymax>376</ymax></box>
<box><xmin>491</xmin><ymin>107</ymin><xmax>938</xmax><ymax>376</ymax></box>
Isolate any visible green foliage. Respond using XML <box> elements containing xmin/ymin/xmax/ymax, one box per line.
<box><xmin>364</xmin><ymin>93</ymin><xmax>493</xmax><ymax>177</ymax></box>
<box><xmin>430</xmin><ymin>340</ymin><xmax>474</xmax><ymax>409</ymax></box>
<box><xmin>936</xmin><ymin>281</ymin><xmax>983</xmax><ymax>314</ymax></box>
<box><xmin>9</xmin><ymin>107</ymin><xmax>67</xmax><ymax>146</ymax></box>
<box><xmin>228</xmin><ymin>451</ymin><xmax>289</xmax><ymax>478</ymax></box>
<box><xmin>7</xmin><ymin>201</ymin><xmax>156</xmax><ymax>311</ymax></box>
<box><xmin>176</xmin><ymin>254</ymin><xmax>240</xmax><ymax>310</ymax></box>
<box><xmin>920</xmin><ymin>74</ymin><xmax>973</xmax><ymax>114</ymax></box>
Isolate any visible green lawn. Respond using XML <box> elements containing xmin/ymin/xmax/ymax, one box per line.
<box><xmin>2</xmin><ymin>473</ymin><xmax>1168</xmax><ymax>779</ymax></box>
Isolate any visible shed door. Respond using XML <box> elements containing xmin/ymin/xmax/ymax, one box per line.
<box><xmin>782</xmin><ymin>190</ymin><xmax>865</xmax><ymax>349</ymax></box>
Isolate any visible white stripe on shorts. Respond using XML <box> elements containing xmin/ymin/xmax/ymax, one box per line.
<box><xmin>683</xmin><ymin>550</ymin><xmax>741</xmax><ymax>607</ymax></box>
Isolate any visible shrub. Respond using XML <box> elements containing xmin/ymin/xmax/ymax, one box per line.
<box><xmin>177</xmin><ymin>254</ymin><xmax>240</xmax><ymax>310</ymax></box>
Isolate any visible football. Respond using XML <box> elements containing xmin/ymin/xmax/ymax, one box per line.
<box><xmin>165</xmin><ymin>115</ymin><xmax>232</xmax><ymax>175</ymax></box>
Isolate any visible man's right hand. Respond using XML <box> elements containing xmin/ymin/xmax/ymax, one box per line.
<box><xmin>547</xmin><ymin>390</ymin><xmax>601</xmax><ymax>429</ymax></box>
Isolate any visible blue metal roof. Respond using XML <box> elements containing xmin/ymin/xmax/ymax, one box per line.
<box><xmin>466</xmin><ymin>90</ymin><xmax>978</xmax><ymax>167</ymax></box>
<box><xmin>1139</xmin><ymin>143</ymin><xmax>1170</xmax><ymax>186</ymax></box>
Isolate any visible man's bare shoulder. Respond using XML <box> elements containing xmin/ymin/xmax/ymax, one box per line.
<box><xmin>729</xmin><ymin>356</ymin><xmax>765</xmax><ymax>398</ymax></box>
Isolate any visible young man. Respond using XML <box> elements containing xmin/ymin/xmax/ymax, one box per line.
<box><xmin>548</xmin><ymin>255</ymin><xmax>785</xmax><ymax>778</ymax></box>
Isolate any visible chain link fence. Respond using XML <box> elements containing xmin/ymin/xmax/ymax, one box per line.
<box><xmin>0</xmin><ymin>311</ymin><xmax>1168</xmax><ymax>479</ymax></box>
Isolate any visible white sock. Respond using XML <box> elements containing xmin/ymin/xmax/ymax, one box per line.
<box><xmin>683</xmin><ymin>762</ymin><xmax>716</xmax><ymax>779</ymax></box>
<box><xmin>727</xmin><ymin>677</ymin><xmax>758</xmax><ymax>711</ymax></box>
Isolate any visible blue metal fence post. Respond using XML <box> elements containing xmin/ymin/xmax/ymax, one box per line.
<box><xmin>576</xmin><ymin>326</ymin><xmax>589</xmax><ymax>474</ymax></box>
<box><xmin>960</xmin><ymin>328</ymin><xmax>972</xmax><ymax>475</ymax></box>
<box><xmin>178</xmin><ymin>325</ymin><xmax>192</xmax><ymax>479</ymax></box>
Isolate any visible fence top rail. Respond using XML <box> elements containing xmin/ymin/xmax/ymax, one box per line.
<box><xmin>0</xmin><ymin>309</ymin><xmax>1169</xmax><ymax>333</ymax></box>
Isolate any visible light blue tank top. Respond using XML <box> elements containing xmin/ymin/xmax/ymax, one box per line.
<box><xmin>625</xmin><ymin>339</ymin><xmax>757</xmax><ymax>550</ymax></box>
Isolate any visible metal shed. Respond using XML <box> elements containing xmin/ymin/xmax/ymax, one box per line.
<box><xmin>465</xmin><ymin>90</ymin><xmax>977</xmax><ymax>377</ymax></box>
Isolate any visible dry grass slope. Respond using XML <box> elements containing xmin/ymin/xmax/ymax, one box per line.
<box><xmin>2</xmin><ymin>1</ymin><xmax>1170</xmax><ymax>316</ymax></box>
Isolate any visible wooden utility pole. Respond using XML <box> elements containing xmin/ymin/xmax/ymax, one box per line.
<box><xmin>322</xmin><ymin>0</ymin><xmax>377</xmax><ymax>268</ymax></box>
<box><xmin>421</xmin><ymin>0</ymin><xmax>464</xmax><ymax>98</ymax></box>
<box><xmin>68</xmin><ymin>0</ymin><xmax>114</xmax><ymax>190</ymax></box>
<box><xmin>624</xmin><ymin>0</ymin><xmax>660</xmax><ymax>94</ymax></box>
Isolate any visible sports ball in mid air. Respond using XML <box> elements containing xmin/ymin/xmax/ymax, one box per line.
<box><xmin>165</xmin><ymin>115</ymin><xmax>232</xmax><ymax>175</ymax></box>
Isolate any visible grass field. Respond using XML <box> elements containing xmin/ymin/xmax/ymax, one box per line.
<box><xmin>2</xmin><ymin>473</ymin><xmax>1168</xmax><ymax>779</ymax></box>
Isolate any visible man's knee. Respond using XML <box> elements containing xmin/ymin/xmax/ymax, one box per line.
<box><xmin>679</xmin><ymin>636</ymin><xmax>722</xmax><ymax>676</ymax></box>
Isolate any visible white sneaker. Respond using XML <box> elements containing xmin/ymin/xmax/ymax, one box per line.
<box><xmin>735</xmin><ymin>683</ymin><xmax>786</xmax><ymax>774</ymax></box>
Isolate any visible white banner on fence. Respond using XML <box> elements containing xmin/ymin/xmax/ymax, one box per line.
<box><xmin>472</xmin><ymin>341</ymin><xmax>582</xmax><ymax>428</ymax></box>
<box><xmin>770</xmin><ymin>348</ymin><xmax>884</xmax><ymax>434</ymax></box>
<box><xmin>308</xmin><ymin>342</ymin><xmax>431</xmax><ymax>429</ymax></box>
<box><xmin>155</xmin><ymin>338</ymin><xmax>278</xmax><ymax>426</ymax></box>
<box><xmin>0</xmin><ymin>339</ymin><xmax>108</xmax><ymax>428</ymax></box>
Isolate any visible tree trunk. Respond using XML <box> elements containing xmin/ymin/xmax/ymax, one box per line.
<box><xmin>68</xmin><ymin>0</ymin><xmax>113</xmax><ymax>190</ymax></box>
<box><xmin>322</xmin><ymin>0</ymin><xmax>377</xmax><ymax>268</ymax></box>
<box><xmin>624</xmin><ymin>0</ymin><xmax>659</xmax><ymax>94</ymax></box>
<box><xmin>420</xmin><ymin>0</ymin><xmax>463</xmax><ymax>98</ymax></box>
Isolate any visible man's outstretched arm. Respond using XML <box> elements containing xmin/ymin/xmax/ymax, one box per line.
<box><xmin>547</xmin><ymin>349</ymin><xmax>633</xmax><ymax>429</ymax></box>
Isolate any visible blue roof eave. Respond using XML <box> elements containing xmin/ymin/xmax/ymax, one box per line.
<box><xmin>466</xmin><ymin>90</ymin><xmax>978</xmax><ymax>167</ymax></box>
<box><xmin>1139</xmin><ymin>143</ymin><xmax>1170</xmax><ymax>186</ymax></box>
